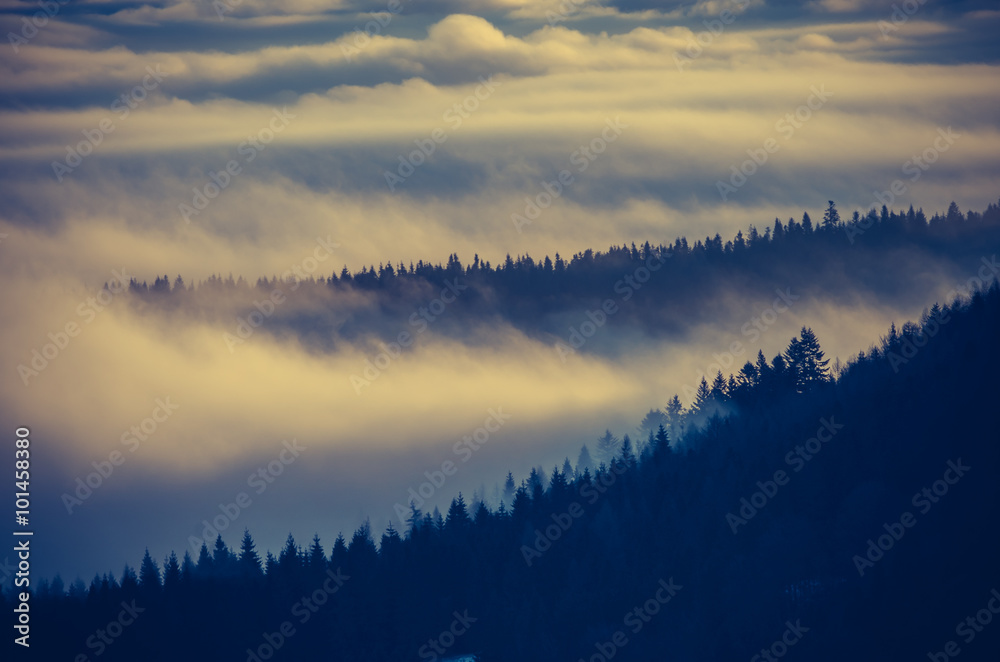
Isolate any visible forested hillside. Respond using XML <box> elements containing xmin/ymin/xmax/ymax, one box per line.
<box><xmin>10</xmin><ymin>272</ymin><xmax>1000</xmax><ymax>662</ymax></box>
<box><xmin>121</xmin><ymin>201</ymin><xmax>1000</xmax><ymax>353</ymax></box>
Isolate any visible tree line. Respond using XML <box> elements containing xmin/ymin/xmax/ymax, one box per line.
<box><xmin>8</xmin><ymin>278</ymin><xmax>1000</xmax><ymax>661</ymax></box>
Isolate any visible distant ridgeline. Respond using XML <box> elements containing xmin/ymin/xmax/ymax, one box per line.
<box><xmin>113</xmin><ymin>200</ymin><xmax>1000</xmax><ymax>354</ymax></box>
<box><xmin>9</xmin><ymin>262</ymin><xmax>1000</xmax><ymax>661</ymax></box>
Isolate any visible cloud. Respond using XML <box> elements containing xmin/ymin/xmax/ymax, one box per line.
<box><xmin>2</xmin><ymin>0</ymin><xmax>999</xmax><ymax>581</ymax></box>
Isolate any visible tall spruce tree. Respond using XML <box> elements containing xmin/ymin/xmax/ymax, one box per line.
<box><xmin>785</xmin><ymin>326</ymin><xmax>830</xmax><ymax>392</ymax></box>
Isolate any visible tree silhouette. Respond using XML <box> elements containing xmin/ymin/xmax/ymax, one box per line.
<box><xmin>619</xmin><ymin>435</ymin><xmax>636</xmax><ymax>468</ymax></box>
<box><xmin>785</xmin><ymin>326</ymin><xmax>830</xmax><ymax>392</ymax></box>
<box><xmin>576</xmin><ymin>445</ymin><xmax>594</xmax><ymax>474</ymax></box>
<box><xmin>16</xmin><ymin>206</ymin><xmax>1000</xmax><ymax>662</ymax></box>
<box><xmin>691</xmin><ymin>377</ymin><xmax>711</xmax><ymax>414</ymax></box>
<box><xmin>503</xmin><ymin>471</ymin><xmax>516</xmax><ymax>503</ymax></box>
<box><xmin>445</xmin><ymin>494</ymin><xmax>470</xmax><ymax>531</ymax></box>
<box><xmin>196</xmin><ymin>542</ymin><xmax>212</xmax><ymax>576</ymax></box>
<box><xmin>138</xmin><ymin>549</ymin><xmax>161</xmax><ymax>592</ymax></box>
<box><xmin>238</xmin><ymin>529</ymin><xmax>263</xmax><ymax>578</ymax></box>
<box><xmin>823</xmin><ymin>200</ymin><xmax>840</xmax><ymax>229</ymax></box>
<box><xmin>596</xmin><ymin>429</ymin><xmax>620</xmax><ymax>465</ymax></box>
<box><xmin>163</xmin><ymin>552</ymin><xmax>181</xmax><ymax>588</ymax></box>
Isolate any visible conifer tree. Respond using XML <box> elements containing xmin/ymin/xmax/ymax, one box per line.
<box><xmin>596</xmin><ymin>430</ymin><xmax>620</xmax><ymax>465</ymax></box>
<box><xmin>239</xmin><ymin>529</ymin><xmax>263</xmax><ymax>578</ymax></box>
<box><xmin>163</xmin><ymin>552</ymin><xmax>181</xmax><ymax>588</ymax></box>
<box><xmin>823</xmin><ymin>200</ymin><xmax>840</xmax><ymax>229</ymax></box>
<box><xmin>138</xmin><ymin>549</ymin><xmax>161</xmax><ymax>592</ymax></box>
<box><xmin>576</xmin><ymin>446</ymin><xmax>594</xmax><ymax>474</ymax></box>
<box><xmin>785</xmin><ymin>326</ymin><xmax>830</xmax><ymax>392</ymax></box>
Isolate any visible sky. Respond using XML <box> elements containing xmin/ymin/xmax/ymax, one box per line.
<box><xmin>0</xmin><ymin>0</ymin><xmax>998</xmax><ymax>582</ymax></box>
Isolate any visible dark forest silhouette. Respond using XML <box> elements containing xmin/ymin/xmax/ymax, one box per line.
<box><xmin>119</xmin><ymin>200</ymin><xmax>1000</xmax><ymax>354</ymax></box>
<box><xmin>7</xmin><ymin>200</ymin><xmax>1000</xmax><ymax>661</ymax></box>
<box><xmin>8</xmin><ymin>277</ymin><xmax>1000</xmax><ymax>661</ymax></box>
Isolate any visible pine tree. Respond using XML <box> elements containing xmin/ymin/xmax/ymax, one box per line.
<box><xmin>503</xmin><ymin>472</ymin><xmax>516</xmax><ymax>503</ymax></box>
<box><xmin>445</xmin><ymin>494</ymin><xmax>470</xmax><ymax>531</ymax></box>
<box><xmin>163</xmin><ymin>552</ymin><xmax>181</xmax><ymax>588</ymax></box>
<box><xmin>947</xmin><ymin>201</ymin><xmax>962</xmax><ymax>223</ymax></box>
<box><xmin>785</xmin><ymin>326</ymin><xmax>830</xmax><ymax>392</ymax></box>
<box><xmin>213</xmin><ymin>535</ymin><xmax>233</xmax><ymax>576</ymax></box>
<box><xmin>665</xmin><ymin>395</ymin><xmax>684</xmax><ymax>440</ymax></box>
<box><xmin>348</xmin><ymin>521</ymin><xmax>378</xmax><ymax>571</ymax></box>
<box><xmin>69</xmin><ymin>578</ymin><xmax>87</xmax><ymax>601</ymax></box>
<box><xmin>196</xmin><ymin>543</ymin><xmax>213</xmax><ymax>576</ymax></box>
<box><xmin>511</xmin><ymin>485</ymin><xmax>532</xmax><ymax>520</ymax></box>
<box><xmin>692</xmin><ymin>377</ymin><xmax>711</xmax><ymax>414</ymax></box>
<box><xmin>405</xmin><ymin>504</ymin><xmax>424</xmax><ymax>538</ymax></box>
<box><xmin>655</xmin><ymin>423</ymin><xmax>670</xmax><ymax>453</ymax></box>
<box><xmin>308</xmin><ymin>535</ymin><xmax>325</xmax><ymax>575</ymax></box>
<box><xmin>639</xmin><ymin>408</ymin><xmax>666</xmax><ymax>435</ymax></box>
<box><xmin>596</xmin><ymin>429</ymin><xmax>620</xmax><ymax>465</ymax></box>
<box><xmin>710</xmin><ymin>371</ymin><xmax>727</xmax><ymax>400</ymax></box>
<box><xmin>264</xmin><ymin>552</ymin><xmax>279</xmax><ymax>578</ymax></box>
<box><xmin>120</xmin><ymin>564</ymin><xmax>139</xmax><ymax>594</ymax></box>
<box><xmin>380</xmin><ymin>522</ymin><xmax>402</xmax><ymax>556</ymax></box>
<box><xmin>180</xmin><ymin>552</ymin><xmax>195</xmax><ymax>583</ymax></box>
<box><xmin>619</xmin><ymin>435</ymin><xmax>636</xmax><ymax>468</ymax></box>
<box><xmin>330</xmin><ymin>533</ymin><xmax>348</xmax><ymax>569</ymax></box>
<box><xmin>642</xmin><ymin>429</ymin><xmax>656</xmax><ymax>460</ymax></box>
<box><xmin>823</xmin><ymin>201</ymin><xmax>840</xmax><ymax>229</ymax></box>
<box><xmin>550</xmin><ymin>465</ymin><xmax>568</xmax><ymax>495</ymax></box>
<box><xmin>528</xmin><ymin>468</ymin><xmax>546</xmax><ymax>503</ymax></box>
<box><xmin>278</xmin><ymin>533</ymin><xmax>299</xmax><ymax>578</ymax></box>
<box><xmin>138</xmin><ymin>549</ymin><xmax>161</xmax><ymax>592</ymax></box>
<box><xmin>576</xmin><ymin>445</ymin><xmax>594</xmax><ymax>474</ymax></box>
<box><xmin>239</xmin><ymin>529</ymin><xmax>263</xmax><ymax>578</ymax></box>
<box><xmin>473</xmin><ymin>500</ymin><xmax>491</xmax><ymax>526</ymax></box>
